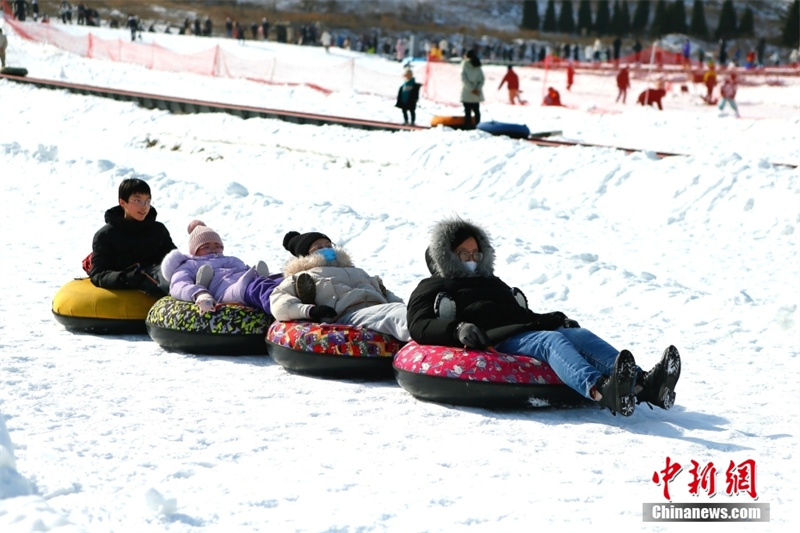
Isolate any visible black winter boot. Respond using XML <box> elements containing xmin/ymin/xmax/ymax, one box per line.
<box><xmin>295</xmin><ymin>273</ymin><xmax>316</xmax><ymax>305</ymax></box>
<box><xmin>595</xmin><ymin>350</ymin><xmax>637</xmax><ymax>416</ymax></box>
<box><xmin>636</xmin><ymin>345</ymin><xmax>681</xmax><ymax>410</ymax></box>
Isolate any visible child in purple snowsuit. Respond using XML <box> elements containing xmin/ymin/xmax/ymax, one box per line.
<box><xmin>161</xmin><ymin>220</ymin><xmax>283</xmax><ymax>314</ymax></box>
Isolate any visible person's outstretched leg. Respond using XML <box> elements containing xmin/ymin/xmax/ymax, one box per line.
<box><xmin>497</xmin><ymin>330</ymin><xmax>609</xmax><ymax>399</ymax></box>
<box><xmin>339</xmin><ymin>302</ymin><xmax>410</xmax><ymax>341</ymax></box>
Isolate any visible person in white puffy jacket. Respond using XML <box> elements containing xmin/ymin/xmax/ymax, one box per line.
<box><xmin>269</xmin><ymin>230</ymin><xmax>410</xmax><ymax>341</ymax></box>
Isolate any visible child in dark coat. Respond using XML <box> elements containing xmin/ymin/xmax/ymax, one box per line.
<box><xmin>395</xmin><ymin>69</ymin><xmax>421</xmax><ymax>125</ymax></box>
<box><xmin>89</xmin><ymin>178</ymin><xmax>176</xmax><ymax>297</ymax></box>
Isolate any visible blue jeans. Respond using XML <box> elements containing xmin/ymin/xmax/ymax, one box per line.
<box><xmin>496</xmin><ymin>327</ymin><xmax>635</xmax><ymax>399</ymax></box>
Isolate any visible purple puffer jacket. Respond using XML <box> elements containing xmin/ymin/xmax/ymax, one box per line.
<box><xmin>161</xmin><ymin>249</ymin><xmax>257</xmax><ymax>304</ymax></box>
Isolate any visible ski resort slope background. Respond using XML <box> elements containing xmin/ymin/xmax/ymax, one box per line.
<box><xmin>1</xmin><ymin>17</ymin><xmax>799</xmax><ymax>533</ymax></box>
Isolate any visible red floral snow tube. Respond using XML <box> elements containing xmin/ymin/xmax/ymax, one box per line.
<box><xmin>266</xmin><ymin>321</ymin><xmax>404</xmax><ymax>379</ymax></box>
<box><xmin>393</xmin><ymin>341</ymin><xmax>583</xmax><ymax>408</ymax></box>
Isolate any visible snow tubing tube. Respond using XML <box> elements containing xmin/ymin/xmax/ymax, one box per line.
<box><xmin>266</xmin><ymin>321</ymin><xmax>404</xmax><ymax>379</ymax></box>
<box><xmin>393</xmin><ymin>341</ymin><xmax>583</xmax><ymax>408</ymax></box>
<box><xmin>430</xmin><ymin>115</ymin><xmax>475</xmax><ymax>129</ymax></box>
<box><xmin>51</xmin><ymin>278</ymin><xmax>159</xmax><ymax>334</ymax></box>
<box><xmin>476</xmin><ymin>121</ymin><xmax>531</xmax><ymax>139</ymax></box>
<box><xmin>0</xmin><ymin>67</ymin><xmax>28</xmax><ymax>77</ymax></box>
<box><xmin>145</xmin><ymin>297</ymin><xmax>272</xmax><ymax>355</ymax></box>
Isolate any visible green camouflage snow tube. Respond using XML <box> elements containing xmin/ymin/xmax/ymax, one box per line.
<box><xmin>145</xmin><ymin>296</ymin><xmax>272</xmax><ymax>355</ymax></box>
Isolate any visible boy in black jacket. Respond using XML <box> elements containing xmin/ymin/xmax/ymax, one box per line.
<box><xmin>89</xmin><ymin>179</ymin><xmax>176</xmax><ymax>296</ymax></box>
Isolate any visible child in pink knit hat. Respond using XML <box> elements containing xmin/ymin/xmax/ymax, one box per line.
<box><xmin>160</xmin><ymin>220</ymin><xmax>282</xmax><ymax>314</ymax></box>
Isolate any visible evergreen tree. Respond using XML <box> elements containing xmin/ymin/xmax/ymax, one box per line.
<box><xmin>631</xmin><ymin>0</ymin><xmax>650</xmax><ymax>35</ymax></box>
<box><xmin>522</xmin><ymin>0</ymin><xmax>540</xmax><ymax>31</ymax></box>
<box><xmin>619</xmin><ymin>1</ymin><xmax>631</xmax><ymax>36</ymax></box>
<box><xmin>650</xmin><ymin>0</ymin><xmax>670</xmax><ymax>37</ymax></box>
<box><xmin>595</xmin><ymin>0</ymin><xmax>611</xmax><ymax>35</ymax></box>
<box><xmin>577</xmin><ymin>0</ymin><xmax>593</xmax><ymax>35</ymax></box>
<box><xmin>714</xmin><ymin>0</ymin><xmax>738</xmax><ymax>40</ymax></box>
<box><xmin>670</xmin><ymin>0</ymin><xmax>687</xmax><ymax>35</ymax></box>
<box><xmin>543</xmin><ymin>0</ymin><xmax>558</xmax><ymax>33</ymax></box>
<box><xmin>738</xmin><ymin>6</ymin><xmax>754</xmax><ymax>37</ymax></box>
<box><xmin>559</xmin><ymin>0</ymin><xmax>576</xmax><ymax>34</ymax></box>
<box><xmin>689</xmin><ymin>0</ymin><xmax>709</xmax><ymax>40</ymax></box>
<box><xmin>783</xmin><ymin>0</ymin><xmax>799</xmax><ymax>47</ymax></box>
<box><xmin>610</xmin><ymin>1</ymin><xmax>622</xmax><ymax>36</ymax></box>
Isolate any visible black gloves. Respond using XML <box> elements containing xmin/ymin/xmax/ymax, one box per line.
<box><xmin>455</xmin><ymin>322</ymin><xmax>490</xmax><ymax>350</ymax></box>
<box><xmin>122</xmin><ymin>263</ymin><xmax>144</xmax><ymax>287</ymax></box>
<box><xmin>308</xmin><ymin>305</ymin><xmax>337</xmax><ymax>322</ymax></box>
<box><xmin>564</xmin><ymin>318</ymin><xmax>581</xmax><ymax>328</ymax></box>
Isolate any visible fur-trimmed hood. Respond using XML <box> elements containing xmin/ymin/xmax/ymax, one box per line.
<box><xmin>282</xmin><ymin>246</ymin><xmax>355</xmax><ymax>277</ymax></box>
<box><xmin>426</xmin><ymin>217</ymin><xmax>496</xmax><ymax>278</ymax></box>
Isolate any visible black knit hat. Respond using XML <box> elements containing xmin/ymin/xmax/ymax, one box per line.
<box><xmin>283</xmin><ymin>230</ymin><xmax>331</xmax><ymax>257</ymax></box>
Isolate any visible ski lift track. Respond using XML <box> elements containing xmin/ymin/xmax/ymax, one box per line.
<box><xmin>2</xmin><ymin>73</ymin><xmax>795</xmax><ymax>169</ymax></box>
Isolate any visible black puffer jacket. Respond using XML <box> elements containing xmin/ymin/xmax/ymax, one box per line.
<box><xmin>89</xmin><ymin>205</ymin><xmax>176</xmax><ymax>290</ymax></box>
<box><xmin>407</xmin><ymin>217</ymin><xmax>570</xmax><ymax>347</ymax></box>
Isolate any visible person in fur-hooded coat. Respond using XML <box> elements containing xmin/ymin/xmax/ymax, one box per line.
<box><xmin>406</xmin><ymin>216</ymin><xmax>682</xmax><ymax>416</ymax></box>
<box><xmin>269</xmin><ymin>230</ymin><xmax>410</xmax><ymax>341</ymax></box>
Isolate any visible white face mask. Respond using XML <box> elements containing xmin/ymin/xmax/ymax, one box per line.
<box><xmin>464</xmin><ymin>261</ymin><xmax>478</xmax><ymax>273</ymax></box>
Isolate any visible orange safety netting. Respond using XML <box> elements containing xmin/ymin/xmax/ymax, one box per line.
<box><xmin>3</xmin><ymin>18</ymin><xmax>523</xmax><ymax>107</ymax></box>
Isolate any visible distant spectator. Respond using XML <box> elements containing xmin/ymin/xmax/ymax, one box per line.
<box><xmin>632</xmin><ymin>39</ymin><xmax>642</xmax><ymax>64</ymax></box>
<box><xmin>613</xmin><ymin>36</ymin><xmax>622</xmax><ymax>64</ymax></box>
<box><xmin>235</xmin><ymin>21</ymin><xmax>244</xmax><ymax>42</ymax></box>
<box><xmin>566</xmin><ymin>62</ymin><xmax>575</xmax><ymax>91</ymax></box>
<box><xmin>718</xmin><ymin>74</ymin><xmax>740</xmax><ymax>118</ymax></box>
<box><xmin>126</xmin><ymin>14</ymin><xmax>138</xmax><ymax>41</ymax></box>
<box><xmin>225</xmin><ymin>17</ymin><xmax>233</xmax><ymax>38</ymax></box>
<box><xmin>395</xmin><ymin>38</ymin><xmax>407</xmax><ymax>62</ymax></box>
<box><xmin>637</xmin><ymin>88</ymin><xmax>666</xmax><ymax>110</ymax></box>
<box><xmin>320</xmin><ymin>30</ymin><xmax>332</xmax><ymax>52</ymax></box>
<box><xmin>498</xmin><ymin>65</ymin><xmax>522</xmax><ymax>105</ymax></box>
<box><xmin>204</xmin><ymin>16</ymin><xmax>212</xmax><ymax>37</ymax></box>
<box><xmin>703</xmin><ymin>63</ymin><xmax>717</xmax><ymax>103</ymax></box>
<box><xmin>261</xmin><ymin>17</ymin><xmax>269</xmax><ymax>40</ymax></box>
<box><xmin>60</xmin><ymin>1</ymin><xmax>73</xmax><ymax>24</ymax></box>
<box><xmin>756</xmin><ymin>38</ymin><xmax>766</xmax><ymax>67</ymax></box>
<box><xmin>77</xmin><ymin>2</ymin><xmax>85</xmax><ymax>25</ymax></box>
<box><xmin>682</xmin><ymin>39</ymin><xmax>691</xmax><ymax>68</ymax></box>
<box><xmin>0</xmin><ymin>28</ymin><xmax>8</xmax><ymax>69</ymax></box>
<box><xmin>542</xmin><ymin>87</ymin><xmax>562</xmax><ymax>106</ymax></box>
<box><xmin>718</xmin><ymin>39</ymin><xmax>728</xmax><ymax>66</ymax></box>
<box><xmin>592</xmin><ymin>38</ymin><xmax>603</xmax><ymax>62</ymax></box>
<box><xmin>194</xmin><ymin>19</ymin><xmax>201</xmax><ymax>36</ymax></box>
<box><xmin>250</xmin><ymin>21</ymin><xmax>258</xmax><ymax>39</ymax></box>
<box><xmin>460</xmin><ymin>49</ymin><xmax>485</xmax><ymax>128</ymax></box>
<box><xmin>31</xmin><ymin>0</ymin><xmax>39</xmax><ymax>21</ymax></box>
<box><xmin>616</xmin><ymin>66</ymin><xmax>631</xmax><ymax>103</ymax></box>
<box><xmin>13</xmin><ymin>0</ymin><xmax>28</xmax><ymax>22</ymax></box>
<box><xmin>396</xmin><ymin>68</ymin><xmax>421</xmax><ymax>125</ymax></box>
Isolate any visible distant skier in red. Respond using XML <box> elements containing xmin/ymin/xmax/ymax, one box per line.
<box><xmin>498</xmin><ymin>65</ymin><xmax>523</xmax><ymax>105</ymax></box>
<box><xmin>637</xmin><ymin>88</ymin><xmax>666</xmax><ymax>110</ymax></box>
<box><xmin>616</xmin><ymin>66</ymin><xmax>631</xmax><ymax>103</ymax></box>
<box><xmin>542</xmin><ymin>87</ymin><xmax>563</xmax><ymax>106</ymax></box>
<box><xmin>566</xmin><ymin>62</ymin><xmax>575</xmax><ymax>91</ymax></box>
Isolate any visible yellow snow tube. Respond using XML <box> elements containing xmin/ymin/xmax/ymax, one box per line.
<box><xmin>52</xmin><ymin>278</ymin><xmax>160</xmax><ymax>334</ymax></box>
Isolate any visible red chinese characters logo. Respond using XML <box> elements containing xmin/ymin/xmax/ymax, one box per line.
<box><xmin>653</xmin><ymin>458</ymin><xmax>758</xmax><ymax>500</ymax></box>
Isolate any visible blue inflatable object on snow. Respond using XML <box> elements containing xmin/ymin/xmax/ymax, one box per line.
<box><xmin>476</xmin><ymin>121</ymin><xmax>531</xmax><ymax>139</ymax></box>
